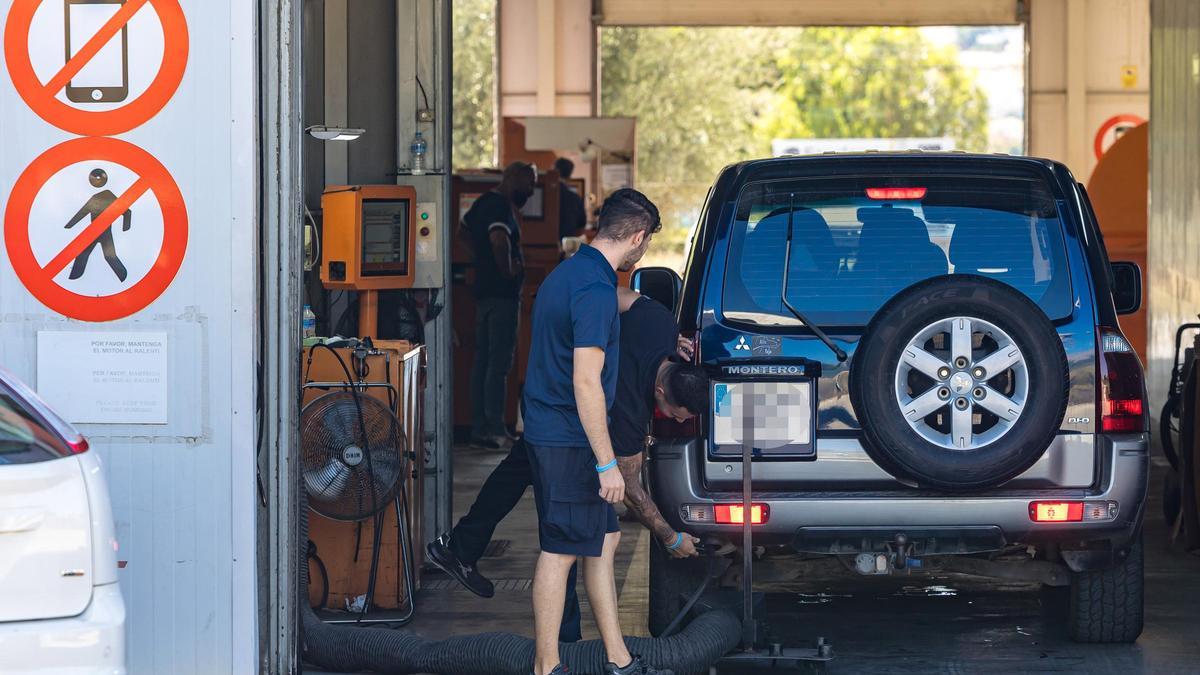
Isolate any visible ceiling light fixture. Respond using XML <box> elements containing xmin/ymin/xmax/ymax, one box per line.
<box><xmin>305</xmin><ymin>125</ymin><xmax>366</xmax><ymax>141</ymax></box>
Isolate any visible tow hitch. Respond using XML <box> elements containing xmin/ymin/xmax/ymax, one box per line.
<box><xmin>853</xmin><ymin>533</ymin><xmax>924</xmax><ymax>575</ymax></box>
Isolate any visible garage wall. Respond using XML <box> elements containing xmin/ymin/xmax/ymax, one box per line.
<box><xmin>0</xmin><ymin>2</ymin><xmax>257</xmax><ymax>672</ymax></box>
<box><xmin>499</xmin><ymin>0</ymin><xmax>595</xmax><ymax>117</ymax></box>
<box><xmin>1148</xmin><ymin>0</ymin><xmax>1200</xmax><ymax>414</ymax></box>
<box><xmin>1029</xmin><ymin>0</ymin><xmax>1150</xmax><ymax>179</ymax></box>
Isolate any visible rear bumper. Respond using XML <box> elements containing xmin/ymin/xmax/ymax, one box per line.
<box><xmin>648</xmin><ymin>433</ymin><xmax>1149</xmax><ymax>553</ymax></box>
<box><xmin>0</xmin><ymin>582</ymin><xmax>126</xmax><ymax>675</ymax></box>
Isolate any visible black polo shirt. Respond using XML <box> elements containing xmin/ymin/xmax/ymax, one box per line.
<box><xmin>558</xmin><ymin>184</ymin><xmax>587</xmax><ymax>240</ymax></box>
<box><xmin>610</xmin><ymin>296</ymin><xmax>679</xmax><ymax>456</ymax></box>
<box><xmin>463</xmin><ymin>190</ymin><xmax>524</xmax><ymax>298</ymax></box>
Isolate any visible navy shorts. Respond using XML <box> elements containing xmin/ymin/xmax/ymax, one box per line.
<box><xmin>527</xmin><ymin>443</ymin><xmax>620</xmax><ymax>557</ymax></box>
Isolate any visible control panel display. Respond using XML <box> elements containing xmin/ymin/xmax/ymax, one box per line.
<box><xmin>361</xmin><ymin>199</ymin><xmax>410</xmax><ymax>276</ymax></box>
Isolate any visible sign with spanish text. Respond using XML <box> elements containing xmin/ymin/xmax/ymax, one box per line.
<box><xmin>36</xmin><ymin>330</ymin><xmax>169</xmax><ymax>424</ymax></box>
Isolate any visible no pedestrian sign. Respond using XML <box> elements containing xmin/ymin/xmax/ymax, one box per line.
<box><xmin>4</xmin><ymin>137</ymin><xmax>188</xmax><ymax>322</ymax></box>
<box><xmin>4</xmin><ymin>0</ymin><xmax>188</xmax><ymax>136</ymax></box>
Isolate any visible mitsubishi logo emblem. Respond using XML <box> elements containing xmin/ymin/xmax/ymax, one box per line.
<box><xmin>734</xmin><ymin>336</ymin><xmax>751</xmax><ymax>351</ymax></box>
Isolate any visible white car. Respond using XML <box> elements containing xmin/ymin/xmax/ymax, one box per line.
<box><xmin>0</xmin><ymin>368</ymin><xmax>125</xmax><ymax>674</ymax></box>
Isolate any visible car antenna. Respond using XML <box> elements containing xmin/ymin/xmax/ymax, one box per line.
<box><xmin>780</xmin><ymin>192</ymin><xmax>848</xmax><ymax>362</ymax></box>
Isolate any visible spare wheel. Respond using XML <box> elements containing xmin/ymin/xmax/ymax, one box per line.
<box><xmin>849</xmin><ymin>275</ymin><xmax>1069</xmax><ymax>490</ymax></box>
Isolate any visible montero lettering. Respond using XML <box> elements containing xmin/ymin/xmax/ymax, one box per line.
<box><xmin>722</xmin><ymin>364</ymin><xmax>806</xmax><ymax>376</ymax></box>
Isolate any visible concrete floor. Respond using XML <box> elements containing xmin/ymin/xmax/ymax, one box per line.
<box><xmin>309</xmin><ymin>447</ymin><xmax>1200</xmax><ymax>674</ymax></box>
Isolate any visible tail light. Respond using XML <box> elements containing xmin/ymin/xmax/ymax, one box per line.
<box><xmin>1029</xmin><ymin>500</ymin><xmax>1119</xmax><ymax>523</ymax></box>
<box><xmin>1098</xmin><ymin>329</ymin><xmax>1147</xmax><ymax>433</ymax></box>
<box><xmin>866</xmin><ymin>187</ymin><xmax>926</xmax><ymax>200</ymax></box>
<box><xmin>682</xmin><ymin>503</ymin><xmax>769</xmax><ymax>525</ymax></box>
<box><xmin>715</xmin><ymin>503</ymin><xmax>769</xmax><ymax>525</ymax></box>
<box><xmin>652</xmin><ymin>330</ymin><xmax>699</xmax><ymax>440</ymax></box>
<box><xmin>1030</xmin><ymin>501</ymin><xmax>1083</xmax><ymax>522</ymax></box>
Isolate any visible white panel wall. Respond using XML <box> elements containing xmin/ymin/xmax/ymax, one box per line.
<box><xmin>0</xmin><ymin>1</ymin><xmax>257</xmax><ymax>673</ymax></box>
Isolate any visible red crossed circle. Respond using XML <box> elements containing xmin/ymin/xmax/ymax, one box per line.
<box><xmin>4</xmin><ymin>137</ymin><xmax>188</xmax><ymax>322</ymax></box>
<box><xmin>4</xmin><ymin>0</ymin><xmax>188</xmax><ymax>136</ymax></box>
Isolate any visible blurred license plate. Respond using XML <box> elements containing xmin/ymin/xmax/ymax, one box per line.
<box><xmin>712</xmin><ymin>380</ymin><xmax>814</xmax><ymax>454</ymax></box>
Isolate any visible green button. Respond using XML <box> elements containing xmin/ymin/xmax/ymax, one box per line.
<box><xmin>421</xmin><ymin>212</ymin><xmax>429</xmax><ymax>220</ymax></box>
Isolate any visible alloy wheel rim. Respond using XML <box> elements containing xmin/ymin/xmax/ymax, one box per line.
<box><xmin>892</xmin><ymin>316</ymin><xmax>1029</xmax><ymax>450</ymax></box>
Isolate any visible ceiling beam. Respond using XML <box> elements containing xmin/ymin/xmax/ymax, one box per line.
<box><xmin>596</xmin><ymin>0</ymin><xmax>1020</xmax><ymax>27</ymax></box>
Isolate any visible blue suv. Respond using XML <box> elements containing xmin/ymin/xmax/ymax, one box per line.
<box><xmin>634</xmin><ymin>153</ymin><xmax>1148</xmax><ymax>643</ymax></box>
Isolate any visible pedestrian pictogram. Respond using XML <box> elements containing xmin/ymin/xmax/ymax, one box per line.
<box><xmin>4</xmin><ymin>0</ymin><xmax>188</xmax><ymax>136</ymax></box>
<box><xmin>4</xmin><ymin>137</ymin><xmax>188</xmax><ymax>322</ymax></box>
<box><xmin>65</xmin><ymin>168</ymin><xmax>133</xmax><ymax>282</ymax></box>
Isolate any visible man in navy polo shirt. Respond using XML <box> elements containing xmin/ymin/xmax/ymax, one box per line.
<box><xmin>523</xmin><ymin>189</ymin><xmax>667</xmax><ymax>675</ymax></box>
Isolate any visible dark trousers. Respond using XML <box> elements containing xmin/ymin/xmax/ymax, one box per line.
<box><xmin>470</xmin><ymin>296</ymin><xmax>520</xmax><ymax>438</ymax></box>
<box><xmin>449</xmin><ymin>438</ymin><xmax>582</xmax><ymax>642</ymax></box>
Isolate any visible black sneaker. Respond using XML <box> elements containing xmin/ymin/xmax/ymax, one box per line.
<box><xmin>426</xmin><ymin>532</ymin><xmax>495</xmax><ymax>598</ymax></box>
<box><xmin>530</xmin><ymin>665</ymin><xmax>570</xmax><ymax>675</ymax></box>
<box><xmin>605</xmin><ymin>655</ymin><xmax>673</xmax><ymax>675</ymax></box>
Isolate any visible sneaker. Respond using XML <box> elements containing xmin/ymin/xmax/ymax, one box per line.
<box><xmin>605</xmin><ymin>656</ymin><xmax>673</xmax><ymax>675</ymax></box>
<box><xmin>530</xmin><ymin>665</ymin><xmax>570</xmax><ymax>675</ymax></box>
<box><xmin>426</xmin><ymin>532</ymin><xmax>495</xmax><ymax>598</ymax></box>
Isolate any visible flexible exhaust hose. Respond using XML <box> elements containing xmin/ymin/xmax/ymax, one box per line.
<box><xmin>299</xmin><ymin>491</ymin><xmax>741</xmax><ymax>674</ymax></box>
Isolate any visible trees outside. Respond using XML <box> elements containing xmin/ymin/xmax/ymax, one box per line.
<box><xmin>755</xmin><ymin>27</ymin><xmax>989</xmax><ymax>152</ymax></box>
<box><xmin>601</xmin><ymin>26</ymin><xmax>992</xmax><ymax>270</ymax></box>
<box><xmin>450</xmin><ymin>13</ymin><xmax>996</xmax><ymax>269</ymax></box>
<box><xmin>452</xmin><ymin>0</ymin><xmax>495</xmax><ymax>169</ymax></box>
<box><xmin>600</xmin><ymin>28</ymin><xmax>774</xmax><ymax>235</ymax></box>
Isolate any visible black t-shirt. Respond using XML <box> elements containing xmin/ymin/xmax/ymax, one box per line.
<box><xmin>558</xmin><ymin>185</ymin><xmax>587</xmax><ymax>240</ymax></box>
<box><xmin>463</xmin><ymin>191</ymin><xmax>524</xmax><ymax>298</ymax></box>
<box><xmin>610</xmin><ymin>296</ymin><xmax>679</xmax><ymax>456</ymax></box>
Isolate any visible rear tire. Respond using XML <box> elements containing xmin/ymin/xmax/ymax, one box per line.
<box><xmin>1067</xmin><ymin>534</ymin><xmax>1144</xmax><ymax>643</ymax></box>
<box><xmin>648</xmin><ymin>537</ymin><xmax>709</xmax><ymax>637</ymax></box>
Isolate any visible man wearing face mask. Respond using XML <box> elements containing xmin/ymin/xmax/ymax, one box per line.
<box><xmin>462</xmin><ymin>161</ymin><xmax>537</xmax><ymax>448</ymax></box>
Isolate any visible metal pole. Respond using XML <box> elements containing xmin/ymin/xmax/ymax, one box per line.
<box><xmin>741</xmin><ymin>385</ymin><xmax>755</xmax><ymax>651</ymax></box>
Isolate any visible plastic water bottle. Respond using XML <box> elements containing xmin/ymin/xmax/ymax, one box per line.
<box><xmin>410</xmin><ymin>131</ymin><xmax>427</xmax><ymax>175</ymax></box>
<box><xmin>302</xmin><ymin>305</ymin><xmax>317</xmax><ymax>339</ymax></box>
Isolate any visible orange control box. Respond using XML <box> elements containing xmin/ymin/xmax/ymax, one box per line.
<box><xmin>321</xmin><ymin>185</ymin><xmax>418</xmax><ymax>290</ymax></box>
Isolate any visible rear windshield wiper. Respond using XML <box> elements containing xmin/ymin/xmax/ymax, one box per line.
<box><xmin>780</xmin><ymin>195</ymin><xmax>848</xmax><ymax>363</ymax></box>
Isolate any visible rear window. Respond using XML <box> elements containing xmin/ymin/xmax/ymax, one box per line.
<box><xmin>0</xmin><ymin>390</ymin><xmax>73</xmax><ymax>464</ymax></box>
<box><xmin>721</xmin><ymin>174</ymin><xmax>1074</xmax><ymax>327</ymax></box>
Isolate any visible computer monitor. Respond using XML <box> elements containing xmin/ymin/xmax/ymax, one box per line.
<box><xmin>519</xmin><ymin>186</ymin><xmax>545</xmax><ymax>219</ymax></box>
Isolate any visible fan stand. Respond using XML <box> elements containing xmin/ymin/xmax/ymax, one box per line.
<box><xmin>303</xmin><ymin>341</ymin><xmax>418</xmax><ymax>626</ymax></box>
<box><xmin>324</xmin><ymin>492</ymin><xmax>416</xmax><ymax>626</ymax></box>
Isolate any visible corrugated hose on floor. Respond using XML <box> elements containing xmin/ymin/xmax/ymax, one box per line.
<box><xmin>298</xmin><ymin>491</ymin><xmax>741</xmax><ymax>675</ymax></box>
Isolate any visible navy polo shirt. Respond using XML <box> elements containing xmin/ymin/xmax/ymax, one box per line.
<box><xmin>522</xmin><ymin>245</ymin><xmax>620</xmax><ymax>447</ymax></box>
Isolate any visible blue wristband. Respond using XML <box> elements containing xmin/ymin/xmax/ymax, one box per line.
<box><xmin>596</xmin><ymin>459</ymin><xmax>618</xmax><ymax>473</ymax></box>
<box><xmin>667</xmin><ymin>532</ymin><xmax>683</xmax><ymax>550</ymax></box>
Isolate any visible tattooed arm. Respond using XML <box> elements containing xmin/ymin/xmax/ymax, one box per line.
<box><xmin>618</xmin><ymin>453</ymin><xmax>699</xmax><ymax>557</ymax></box>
